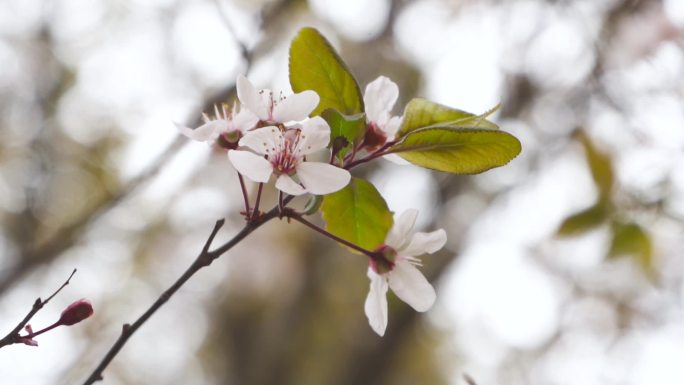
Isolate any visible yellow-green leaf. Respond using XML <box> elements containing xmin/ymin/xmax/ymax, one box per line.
<box><xmin>289</xmin><ymin>27</ymin><xmax>363</xmax><ymax>116</ymax></box>
<box><xmin>321</xmin><ymin>108</ymin><xmax>366</xmax><ymax>162</ymax></box>
<box><xmin>608</xmin><ymin>221</ymin><xmax>653</xmax><ymax>271</ymax></box>
<box><xmin>556</xmin><ymin>203</ymin><xmax>609</xmax><ymax>237</ymax></box>
<box><xmin>397</xmin><ymin>98</ymin><xmax>499</xmax><ymax>138</ymax></box>
<box><xmin>576</xmin><ymin>131</ymin><xmax>614</xmax><ymax>198</ymax></box>
<box><xmin>320</xmin><ymin>178</ymin><xmax>393</xmax><ymax>252</ymax></box>
<box><xmin>389</xmin><ymin>127</ymin><xmax>521</xmax><ymax>174</ymax></box>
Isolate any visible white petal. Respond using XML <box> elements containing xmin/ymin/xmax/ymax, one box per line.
<box><xmin>388</xmin><ymin>261</ymin><xmax>436</xmax><ymax>312</ymax></box>
<box><xmin>232</xmin><ymin>108</ymin><xmax>259</xmax><ymax>132</ymax></box>
<box><xmin>385</xmin><ymin>209</ymin><xmax>419</xmax><ymax>249</ymax></box>
<box><xmin>273</xmin><ymin>90</ymin><xmax>320</xmax><ymax>123</ymax></box>
<box><xmin>175</xmin><ymin>120</ymin><xmax>224</xmax><ymax>142</ymax></box>
<box><xmin>364</xmin><ymin>269</ymin><xmax>389</xmax><ymax>336</ymax></box>
<box><xmin>383</xmin><ymin>153</ymin><xmax>411</xmax><ymax>165</ymax></box>
<box><xmin>296</xmin><ymin>162</ymin><xmax>351</xmax><ymax>195</ymax></box>
<box><xmin>383</xmin><ymin>116</ymin><xmax>402</xmax><ymax>139</ymax></box>
<box><xmin>401</xmin><ymin>229</ymin><xmax>447</xmax><ymax>257</ymax></box>
<box><xmin>228</xmin><ymin>150</ymin><xmax>272</xmax><ymax>183</ymax></box>
<box><xmin>275</xmin><ymin>174</ymin><xmax>307</xmax><ymax>195</ymax></box>
<box><xmin>239</xmin><ymin>126</ymin><xmax>282</xmax><ymax>155</ymax></box>
<box><xmin>237</xmin><ymin>75</ymin><xmax>269</xmax><ymax>120</ymax></box>
<box><xmin>363</xmin><ymin>76</ymin><xmax>399</xmax><ymax>124</ymax></box>
<box><xmin>298</xmin><ymin>116</ymin><xmax>331</xmax><ymax>155</ymax></box>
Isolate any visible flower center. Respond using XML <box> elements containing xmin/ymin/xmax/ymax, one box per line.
<box><xmin>217</xmin><ymin>130</ymin><xmax>241</xmax><ymax>150</ymax></box>
<box><xmin>267</xmin><ymin>128</ymin><xmax>303</xmax><ymax>176</ymax></box>
<box><xmin>259</xmin><ymin>90</ymin><xmax>287</xmax><ymax>123</ymax></box>
<box><xmin>362</xmin><ymin>122</ymin><xmax>388</xmax><ymax>151</ymax></box>
<box><xmin>369</xmin><ymin>245</ymin><xmax>397</xmax><ymax>274</ymax></box>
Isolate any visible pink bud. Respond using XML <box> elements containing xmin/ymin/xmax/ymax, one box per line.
<box><xmin>58</xmin><ymin>299</ymin><xmax>94</xmax><ymax>326</ymax></box>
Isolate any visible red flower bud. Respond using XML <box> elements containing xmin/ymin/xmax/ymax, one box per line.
<box><xmin>58</xmin><ymin>299</ymin><xmax>94</xmax><ymax>326</ymax></box>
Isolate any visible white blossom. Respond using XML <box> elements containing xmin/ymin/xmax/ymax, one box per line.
<box><xmin>362</xmin><ymin>76</ymin><xmax>408</xmax><ymax>164</ymax></box>
<box><xmin>364</xmin><ymin>209</ymin><xmax>447</xmax><ymax>336</ymax></box>
<box><xmin>175</xmin><ymin>103</ymin><xmax>258</xmax><ymax>147</ymax></box>
<box><xmin>364</xmin><ymin>76</ymin><xmax>402</xmax><ymax>140</ymax></box>
<box><xmin>237</xmin><ymin>74</ymin><xmax>319</xmax><ymax>124</ymax></box>
<box><xmin>228</xmin><ymin>117</ymin><xmax>351</xmax><ymax>196</ymax></box>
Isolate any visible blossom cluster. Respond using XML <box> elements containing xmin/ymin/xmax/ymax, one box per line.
<box><xmin>179</xmin><ymin>74</ymin><xmax>353</xmax><ymax>196</ymax></box>
<box><xmin>178</xmin><ymin>75</ymin><xmax>447</xmax><ymax>336</ymax></box>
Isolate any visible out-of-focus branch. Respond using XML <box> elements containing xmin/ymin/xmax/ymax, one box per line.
<box><xmin>0</xmin><ymin>269</ymin><xmax>77</xmax><ymax>349</ymax></box>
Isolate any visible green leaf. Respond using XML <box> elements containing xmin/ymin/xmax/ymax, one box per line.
<box><xmin>388</xmin><ymin>127</ymin><xmax>521</xmax><ymax>174</ymax></box>
<box><xmin>321</xmin><ymin>108</ymin><xmax>366</xmax><ymax>162</ymax></box>
<box><xmin>575</xmin><ymin>131</ymin><xmax>614</xmax><ymax>198</ymax></box>
<box><xmin>556</xmin><ymin>203</ymin><xmax>608</xmax><ymax>237</ymax></box>
<box><xmin>289</xmin><ymin>27</ymin><xmax>364</xmax><ymax>116</ymax></box>
<box><xmin>608</xmin><ymin>221</ymin><xmax>653</xmax><ymax>271</ymax></box>
<box><xmin>320</xmin><ymin>178</ymin><xmax>393</xmax><ymax>252</ymax></box>
<box><xmin>397</xmin><ymin>98</ymin><xmax>500</xmax><ymax>138</ymax></box>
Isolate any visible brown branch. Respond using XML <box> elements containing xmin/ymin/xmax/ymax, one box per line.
<box><xmin>0</xmin><ymin>269</ymin><xmax>77</xmax><ymax>349</ymax></box>
<box><xmin>80</xmin><ymin>200</ymin><xmax>292</xmax><ymax>384</ymax></box>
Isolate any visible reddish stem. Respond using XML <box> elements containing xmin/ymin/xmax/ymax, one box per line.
<box><xmin>22</xmin><ymin>321</ymin><xmax>60</xmax><ymax>339</ymax></box>
<box><xmin>237</xmin><ymin>172</ymin><xmax>251</xmax><ymax>217</ymax></box>
<box><xmin>344</xmin><ymin>140</ymin><xmax>397</xmax><ymax>170</ymax></box>
<box><xmin>284</xmin><ymin>210</ymin><xmax>379</xmax><ymax>260</ymax></box>
<box><xmin>251</xmin><ymin>183</ymin><xmax>263</xmax><ymax>222</ymax></box>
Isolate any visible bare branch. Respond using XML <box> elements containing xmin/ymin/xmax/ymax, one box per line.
<box><xmin>80</xmin><ymin>206</ymin><xmax>282</xmax><ymax>384</ymax></box>
<box><xmin>0</xmin><ymin>269</ymin><xmax>77</xmax><ymax>349</ymax></box>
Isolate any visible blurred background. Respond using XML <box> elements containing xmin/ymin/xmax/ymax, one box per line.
<box><xmin>1</xmin><ymin>0</ymin><xmax>683</xmax><ymax>384</ymax></box>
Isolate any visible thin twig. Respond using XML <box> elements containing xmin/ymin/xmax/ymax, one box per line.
<box><xmin>284</xmin><ymin>210</ymin><xmax>378</xmax><ymax>259</ymax></box>
<box><xmin>251</xmin><ymin>183</ymin><xmax>264</xmax><ymax>222</ymax></box>
<box><xmin>344</xmin><ymin>140</ymin><xmax>397</xmax><ymax>170</ymax></box>
<box><xmin>0</xmin><ymin>269</ymin><xmax>77</xmax><ymax>349</ymax></box>
<box><xmin>238</xmin><ymin>172</ymin><xmax>251</xmax><ymax>217</ymax></box>
<box><xmin>278</xmin><ymin>191</ymin><xmax>285</xmax><ymax>216</ymax></box>
<box><xmin>81</xmin><ymin>202</ymin><xmax>288</xmax><ymax>384</ymax></box>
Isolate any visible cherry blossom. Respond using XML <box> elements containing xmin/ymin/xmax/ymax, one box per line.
<box><xmin>362</xmin><ymin>76</ymin><xmax>402</xmax><ymax>148</ymax></box>
<box><xmin>364</xmin><ymin>209</ymin><xmax>447</xmax><ymax>336</ymax></box>
<box><xmin>237</xmin><ymin>74</ymin><xmax>319</xmax><ymax>124</ymax></box>
<box><xmin>176</xmin><ymin>103</ymin><xmax>258</xmax><ymax>149</ymax></box>
<box><xmin>228</xmin><ymin>117</ymin><xmax>351</xmax><ymax>196</ymax></box>
<box><xmin>360</xmin><ymin>76</ymin><xmax>410</xmax><ymax>165</ymax></box>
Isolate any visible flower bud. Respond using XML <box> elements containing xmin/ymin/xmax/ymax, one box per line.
<box><xmin>58</xmin><ymin>299</ymin><xmax>94</xmax><ymax>326</ymax></box>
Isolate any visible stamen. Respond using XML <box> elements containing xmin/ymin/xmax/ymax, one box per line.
<box><xmin>403</xmin><ymin>256</ymin><xmax>423</xmax><ymax>267</ymax></box>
